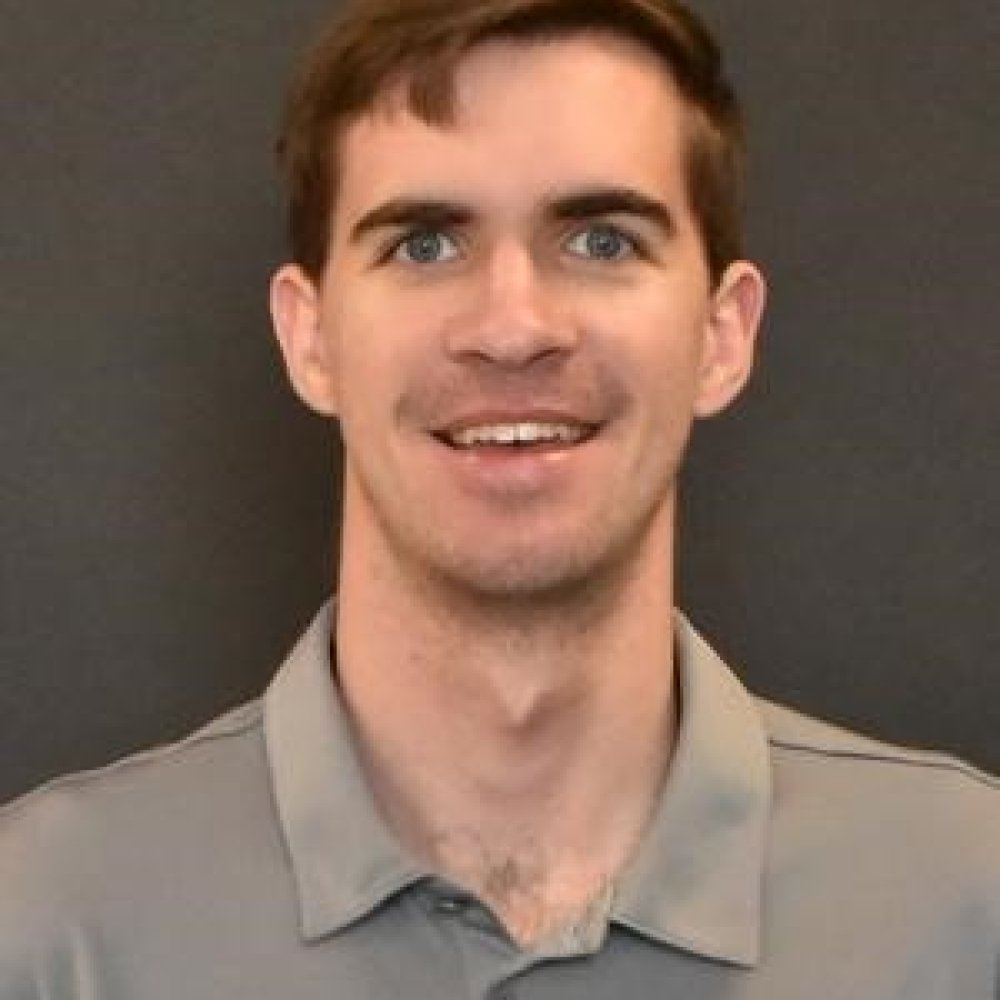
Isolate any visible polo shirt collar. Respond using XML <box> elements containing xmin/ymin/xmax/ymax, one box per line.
<box><xmin>264</xmin><ymin>603</ymin><xmax>427</xmax><ymax>940</ymax></box>
<box><xmin>264</xmin><ymin>603</ymin><xmax>770</xmax><ymax>964</ymax></box>
<box><xmin>612</xmin><ymin>612</ymin><xmax>771</xmax><ymax>967</ymax></box>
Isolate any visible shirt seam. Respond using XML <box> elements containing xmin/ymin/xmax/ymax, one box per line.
<box><xmin>0</xmin><ymin>699</ymin><xmax>264</xmax><ymax>819</ymax></box>
<box><xmin>767</xmin><ymin>736</ymin><xmax>1000</xmax><ymax>791</ymax></box>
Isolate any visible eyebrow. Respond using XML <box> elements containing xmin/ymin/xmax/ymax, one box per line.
<box><xmin>350</xmin><ymin>199</ymin><xmax>474</xmax><ymax>244</ymax></box>
<box><xmin>348</xmin><ymin>185</ymin><xmax>676</xmax><ymax>244</ymax></box>
<box><xmin>546</xmin><ymin>187</ymin><xmax>676</xmax><ymax>237</ymax></box>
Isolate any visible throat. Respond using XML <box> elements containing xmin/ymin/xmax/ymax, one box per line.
<box><xmin>431</xmin><ymin>834</ymin><xmax>617</xmax><ymax>948</ymax></box>
<box><xmin>495</xmin><ymin>873</ymin><xmax>615</xmax><ymax>950</ymax></box>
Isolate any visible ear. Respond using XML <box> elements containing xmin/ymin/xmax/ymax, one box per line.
<box><xmin>269</xmin><ymin>264</ymin><xmax>340</xmax><ymax>417</ymax></box>
<box><xmin>693</xmin><ymin>261</ymin><xmax>767</xmax><ymax>418</ymax></box>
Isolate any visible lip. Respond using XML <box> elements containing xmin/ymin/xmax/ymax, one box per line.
<box><xmin>425</xmin><ymin>408</ymin><xmax>604</xmax><ymax>499</ymax></box>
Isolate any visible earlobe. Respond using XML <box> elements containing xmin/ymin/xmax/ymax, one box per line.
<box><xmin>693</xmin><ymin>261</ymin><xmax>767</xmax><ymax>418</ymax></box>
<box><xmin>269</xmin><ymin>264</ymin><xmax>340</xmax><ymax>416</ymax></box>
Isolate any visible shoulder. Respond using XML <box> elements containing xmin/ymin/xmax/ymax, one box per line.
<box><xmin>0</xmin><ymin>701</ymin><xmax>265</xmax><ymax>970</ymax></box>
<box><xmin>0</xmin><ymin>698</ymin><xmax>266</xmax><ymax>835</ymax></box>
<box><xmin>757</xmin><ymin>696</ymin><xmax>1000</xmax><ymax>900</ymax></box>
<box><xmin>758</xmin><ymin>695</ymin><xmax>1000</xmax><ymax>796</ymax></box>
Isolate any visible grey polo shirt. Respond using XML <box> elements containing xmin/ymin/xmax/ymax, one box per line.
<box><xmin>2</xmin><ymin>603</ymin><xmax>998</xmax><ymax>998</ymax></box>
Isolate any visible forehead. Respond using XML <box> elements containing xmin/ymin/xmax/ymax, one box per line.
<box><xmin>333</xmin><ymin>33</ymin><xmax>694</xmax><ymax>227</ymax></box>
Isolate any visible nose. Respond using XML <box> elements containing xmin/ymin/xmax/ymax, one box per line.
<box><xmin>444</xmin><ymin>241</ymin><xmax>577</xmax><ymax>367</ymax></box>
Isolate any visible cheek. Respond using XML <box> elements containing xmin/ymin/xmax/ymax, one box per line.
<box><xmin>325</xmin><ymin>288</ymin><xmax>397</xmax><ymax>375</ymax></box>
<box><xmin>600</xmin><ymin>294</ymin><xmax>707</xmax><ymax>394</ymax></box>
<box><xmin>327</xmin><ymin>297</ymin><xmax>441</xmax><ymax>431</ymax></box>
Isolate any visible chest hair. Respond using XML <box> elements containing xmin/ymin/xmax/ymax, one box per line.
<box><xmin>434</xmin><ymin>832</ymin><xmax>614</xmax><ymax>948</ymax></box>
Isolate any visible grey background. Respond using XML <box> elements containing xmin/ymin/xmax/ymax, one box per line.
<box><xmin>1</xmin><ymin>0</ymin><xmax>997</xmax><ymax>803</ymax></box>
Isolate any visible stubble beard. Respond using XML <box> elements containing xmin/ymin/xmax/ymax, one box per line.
<box><xmin>349</xmin><ymin>450</ymin><xmax>681</xmax><ymax>624</ymax></box>
<box><xmin>341</xmin><ymin>360</ymin><xmax>688</xmax><ymax>619</ymax></box>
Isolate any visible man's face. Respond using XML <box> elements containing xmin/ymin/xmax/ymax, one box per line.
<box><xmin>272</xmin><ymin>33</ymin><xmax>763</xmax><ymax>601</ymax></box>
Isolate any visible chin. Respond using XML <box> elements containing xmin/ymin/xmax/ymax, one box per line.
<box><xmin>427</xmin><ymin>531</ymin><xmax>635</xmax><ymax>608</ymax></box>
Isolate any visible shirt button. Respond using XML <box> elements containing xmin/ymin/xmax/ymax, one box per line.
<box><xmin>434</xmin><ymin>895</ymin><xmax>468</xmax><ymax>915</ymax></box>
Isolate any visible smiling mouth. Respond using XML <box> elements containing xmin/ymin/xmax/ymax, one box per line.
<box><xmin>436</xmin><ymin>420</ymin><xmax>597</xmax><ymax>450</ymax></box>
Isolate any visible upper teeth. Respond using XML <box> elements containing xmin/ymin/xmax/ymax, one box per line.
<box><xmin>449</xmin><ymin>422</ymin><xmax>587</xmax><ymax>448</ymax></box>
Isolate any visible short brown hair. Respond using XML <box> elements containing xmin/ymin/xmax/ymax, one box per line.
<box><xmin>277</xmin><ymin>0</ymin><xmax>745</xmax><ymax>285</ymax></box>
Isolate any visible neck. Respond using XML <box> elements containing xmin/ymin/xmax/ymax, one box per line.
<box><xmin>334</xmin><ymin>499</ymin><xmax>679</xmax><ymax>946</ymax></box>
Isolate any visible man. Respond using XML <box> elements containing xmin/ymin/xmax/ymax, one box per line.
<box><xmin>1</xmin><ymin>0</ymin><xmax>997</xmax><ymax>996</ymax></box>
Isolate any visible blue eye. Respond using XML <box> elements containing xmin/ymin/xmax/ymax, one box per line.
<box><xmin>566</xmin><ymin>224</ymin><xmax>637</xmax><ymax>261</ymax></box>
<box><xmin>394</xmin><ymin>230</ymin><xmax>460</xmax><ymax>264</ymax></box>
